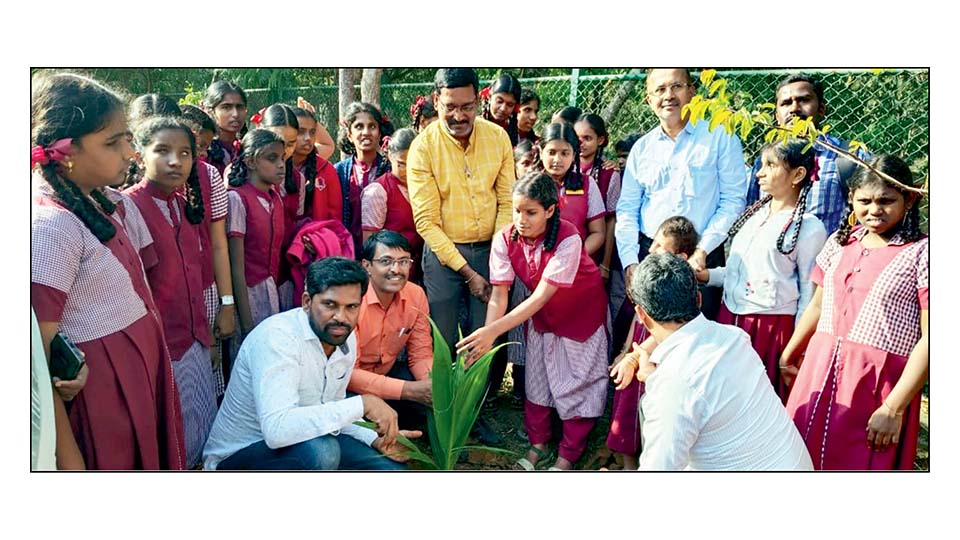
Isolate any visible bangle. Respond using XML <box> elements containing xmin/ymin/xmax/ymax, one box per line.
<box><xmin>882</xmin><ymin>401</ymin><xmax>903</xmax><ymax>416</ymax></box>
<box><xmin>465</xmin><ymin>272</ymin><xmax>479</xmax><ymax>284</ymax></box>
<box><xmin>599</xmin><ymin>264</ymin><xmax>610</xmax><ymax>272</ymax></box>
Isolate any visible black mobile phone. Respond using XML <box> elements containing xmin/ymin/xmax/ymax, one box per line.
<box><xmin>50</xmin><ymin>332</ymin><xmax>85</xmax><ymax>381</ymax></box>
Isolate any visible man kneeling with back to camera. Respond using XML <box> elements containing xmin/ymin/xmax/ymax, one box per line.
<box><xmin>624</xmin><ymin>252</ymin><xmax>812</xmax><ymax>470</ymax></box>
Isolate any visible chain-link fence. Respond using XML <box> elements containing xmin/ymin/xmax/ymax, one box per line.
<box><xmin>252</xmin><ymin>69</ymin><xmax>928</xmax><ymax>229</ymax></box>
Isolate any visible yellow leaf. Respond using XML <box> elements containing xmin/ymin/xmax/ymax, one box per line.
<box><xmin>760</xmin><ymin>103</ymin><xmax>776</xmax><ymax>110</ymax></box>
<box><xmin>709</xmin><ymin>79</ymin><xmax>725</xmax><ymax>97</ymax></box>
<box><xmin>802</xmin><ymin>141</ymin><xmax>815</xmax><ymax>154</ymax></box>
<box><xmin>709</xmin><ymin>109</ymin><xmax>731</xmax><ymax>132</ymax></box>
<box><xmin>764</xmin><ymin>129</ymin><xmax>778</xmax><ymax>143</ymax></box>
<box><xmin>740</xmin><ymin>116</ymin><xmax>753</xmax><ymax>141</ymax></box>
<box><xmin>821</xmin><ymin>124</ymin><xmax>831</xmax><ymax>135</ymax></box>
<box><xmin>700</xmin><ymin>69</ymin><xmax>717</xmax><ymax>87</ymax></box>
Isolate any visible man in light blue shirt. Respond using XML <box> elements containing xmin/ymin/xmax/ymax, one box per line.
<box><xmin>615</xmin><ymin>68</ymin><xmax>746</xmax><ymax>319</ymax></box>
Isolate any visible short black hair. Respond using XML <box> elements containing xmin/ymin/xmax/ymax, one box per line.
<box><xmin>305</xmin><ymin>257</ymin><xmax>369</xmax><ymax>297</ymax></box>
<box><xmin>361</xmin><ymin>230</ymin><xmax>412</xmax><ymax>261</ymax></box>
<box><xmin>775</xmin><ymin>73</ymin><xmax>825</xmax><ymax>106</ymax></box>
<box><xmin>628</xmin><ymin>252</ymin><xmax>700</xmax><ymax>324</ymax></box>
<box><xmin>655</xmin><ymin>216</ymin><xmax>699</xmax><ymax>257</ymax></box>
<box><xmin>434</xmin><ymin>68</ymin><xmax>480</xmax><ymax>95</ymax></box>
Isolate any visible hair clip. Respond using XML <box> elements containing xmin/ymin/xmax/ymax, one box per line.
<box><xmin>479</xmin><ymin>86</ymin><xmax>492</xmax><ymax>100</ymax></box>
<box><xmin>249</xmin><ymin>107</ymin><xmax>266</xmax><ymax>127</ymax></box>
<box><xmin>380</xmin><ymin>135</ymin><xmax>392</xmax><ymax>153</ymax></box>
<box><xmin>410</xmin><ymin>95</ymin><xmax>427</xmax><ymax>118</ymax></box>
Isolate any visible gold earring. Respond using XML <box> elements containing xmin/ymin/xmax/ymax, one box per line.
<box><xmin>65</xmin><ymin>161</ymin><xmax>74</xmax><ymax>173</ymax></box>
<box><xmin>848</xmin><ymin>210</ymin><xmax>858</xmax><ymax>227</ymax></box>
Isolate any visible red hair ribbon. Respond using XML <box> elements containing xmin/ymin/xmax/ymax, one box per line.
<box><xmin>380</xmin><ymin>135</ymin><xmax>392</xmax><ymax>153</ymax></box>
<box><xmin>30</xmin><ymin>138</ymin><xmax>73</xmax><ymax>169</ymax></box>
<box><xmin>381</xmin><ymin>114</ymin><xmax>390</xmax><ymax>124</ymax></box>
<box><xmin>810</xmin><ymin>157</ymin><xmax>820</xmax><ymax>182</ymax></box>
<box><xmin>410</xmin><ymin>95</ymin><xmax>427</xmax><ymax>118</ymax></box>
<box><xmin>479</xmin><ymin>85</ymin><xmax>491</xmax><ymax>100</ymax></box>
<box><xmin>250</xmin><ymin>107</ymin><xmax>266</xmax><ymax>126</ymax></box>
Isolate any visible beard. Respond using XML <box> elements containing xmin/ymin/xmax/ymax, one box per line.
<box><xmin>308</xmin><ymin>316</ymin><xmax>352</xmax><ymax>347</ymax></box>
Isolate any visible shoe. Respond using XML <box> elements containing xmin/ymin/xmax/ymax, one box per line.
<box><xmin>508</xmin><ymin>394</ymin><xmax>525</xmax><ymax>411</ymax></box>
<box><xmin>471</xmin><ymin>417</ymin><xmax>503</xmax><ymax>446</ymax></box>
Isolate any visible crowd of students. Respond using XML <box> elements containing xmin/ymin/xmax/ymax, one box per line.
<box><xmin>30</xmin><ymin>68</ymin><xmax>928</xmax><ymax>471</ymax></box>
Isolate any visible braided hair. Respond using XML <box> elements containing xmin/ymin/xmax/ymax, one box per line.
<box><xmin>727</xmin><ymin>138</ymin><xmax>815</xmax><ymax>255</ymax></box>
<box><xmin>410</xmin><ymin>95</ymin><xmax>438</xmax><ymax>133</ymax></box>
<box><xmin>259</xmin><ymin>103</ymin><xmax>301</xmax><ymax>196</ymax></box>
<box><xmin>227</xmin><ymin>129</ymin><xmax>285</xmax><ymax>188</ymax></box>
<box><xmin>131</xmin><ymin>116</ymin><xmax>205</xmax><ymax>225</ymax></box>
<box><xmin>202</xmin><ymin>80</ymin><xmax>247</xmax><ymax>172</ymax></box>
<box><xmin>291</xmin><ymin>106</ymin><xmax>320</xmax><ymax>209</ymax></box>
<box><xmin>337</xmin><ymin>102</ymin><xmax>389</xmax><ymax>157</ymax></box>
<box><xmin>538</xmin><ymin>122</ymin><xmax>584</xmax><ymax>192</ymax></box>
<box><xmin>576</xmin><ymin>114</ymin><xmax>609</xmax><ymax>183</ymax></box>
<box><xmin>511</xmin><ymin>172</ymin><xmax>562</xmax><ymax>252</ymax></box>
<box><xmin>32</xmin><ymin>72</ymin><xmax>127</xmax><ymax>243</ymax></box>
<box><xmin>481</xmin><ymin>73</ymin><xmax>522</xmax><ymax>146</ymax></box>
<box><xmin>835</xmin><ymin>154</ymin><xmax>922</xmax><ymax>246</ymax></box>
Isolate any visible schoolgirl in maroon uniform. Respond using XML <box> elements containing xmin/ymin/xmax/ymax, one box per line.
<box><xmin>291</xmin><ymin>106</ymin><xmax>343</xmax><ymax>223</ymax></box>
<box><xmin>225</xmin><ymin>129</ymin><xmax>287</xmax><ymax>357</ymax></box>
<box><xmin>202</xmin><ymin>80</ymin><xmax>248</xmax><ymax>177</ymax></box>
<box><xmin>480</xmin><ymin>73</ymin><xmax>522</xmax><ymax>146</ymax></box>
<box><xmin>31</xmin><ymin>72</ymin><xmax>185</xmax><ymax>470</ymax></box>
<box><xmin>125</xmin><ymin>117</ymin><xmax>218</xmax><ymax>467</ymax></box>
<box><xmin>254</xmin><ymin>104</ymin><xmax>311</xmax><ymax>310</ymax></box>
<box><xmin>335</xmin><ymin>102</ymin><xmax>391</xmax><ymax>256</ymax></box>
<box><xmin>361</xmin><ymin>128</ymin><xmax>424</xmax><ymax>283</ymax></box>
<box><xmin>516</xmin><ymin>89</ymin><xmax>540</xmax><ymax>145</ymax></box>
<box><xmin>457</xmin><ymin>172</ymin><xmax>609</xmax><ymax>470</ymax></box>
<box><xmin>575</xmin><ymin>114</ymin><xmax>621</xmax><ymax>278</ymax></box>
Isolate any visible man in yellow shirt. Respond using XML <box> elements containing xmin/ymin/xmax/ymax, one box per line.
<box><xmin>407</xmin><ymin>68</ymin><xmax>515</xmax><ymax>444</ymax></box>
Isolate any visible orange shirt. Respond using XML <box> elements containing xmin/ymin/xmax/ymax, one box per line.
<box><xmin>349</xmin><ymin>281</ymin><xmax>433</xmax><ymax>400</ymax></box>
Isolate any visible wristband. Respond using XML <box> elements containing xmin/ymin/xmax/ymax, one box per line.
<box><xmin>220</xmin><ymin>295</ymin><xmax>235</xmax><ymax>306</ymax></box>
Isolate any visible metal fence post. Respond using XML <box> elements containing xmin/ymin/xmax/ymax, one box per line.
<box><xmin>569</xmin><ymin>68</ymin><xmax>580</xmax><ymax>107</ymax></box>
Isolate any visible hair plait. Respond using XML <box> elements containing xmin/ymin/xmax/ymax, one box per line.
<box><xmin>228</xmin><ymin>128</ymin><xmax>285</xmax><ymax>188</ymax></box>
<box><xmin>511</xmin><ymin>171</ymin><xmax>562</xmax><ymax>251</ymax></box>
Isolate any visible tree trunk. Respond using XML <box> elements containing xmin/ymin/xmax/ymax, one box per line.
<box><xmin>601</xmin><ymin>69</ymin><xmax>644</xmax><ymax>125</ymax></box>
<box><xmin>360</xmin><ymin>68</ymin><xmax>383</xmax><ymax>108</ymax></box>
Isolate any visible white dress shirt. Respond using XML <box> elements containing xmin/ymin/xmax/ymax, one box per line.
<box><xmin>707</xmin><ymin>205</ymin><xmax>827</xmax><ymax>322</ymax></box>
<box><xmin>615</xmin><ymin>120</ymin><xmax>747</xmax><ymax>267</ymax></box>
<box><xmin>203</xmin><ymin>308</ymin><xmax>376</xmax><ymax>470</ymax></box>
<box><xmin>638</xmin><ymin>315</ymin><xmax>812</xmax><ymax>471</ymax></box>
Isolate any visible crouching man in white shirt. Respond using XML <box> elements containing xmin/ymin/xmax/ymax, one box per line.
<box><xmin>203</xmin><ymin>257</ymin><xmax>420</xmax><ymax>470</ymax></box>
<box><xmin>625</xmin><ymin>252</ymin><xmax>812</xmax><ymax>471</ymax></box>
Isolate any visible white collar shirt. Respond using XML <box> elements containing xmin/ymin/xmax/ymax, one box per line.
<box><xmin>203</xmin><ymin>308</ymin><xmax>376</xmax><ymax>470</ymax></box>
<box><xmin>639</xmin><ymin>315</ymin><xmax>813</xmax><ymax>471</ymax></box>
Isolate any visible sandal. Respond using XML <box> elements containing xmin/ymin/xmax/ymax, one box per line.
<box><xmin>513</xmin><ymin>446</ymin><xmax>553</xmax><ymax>471</ymax></box>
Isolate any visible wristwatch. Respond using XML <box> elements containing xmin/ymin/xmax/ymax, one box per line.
<box><xmin>220</xmin><ymin>295</ymin><xmax>235</xmax><ymax>306</ymax></box>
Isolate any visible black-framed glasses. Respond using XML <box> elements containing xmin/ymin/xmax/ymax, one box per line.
<box><xmin>437</xmin><ymin>100</ymin><xmax>478</xmax><ymax>114</ymax></box>
<box><xmin>373</xmin><ymin>257</ymin><xmax>415</xmax><ymax>269</ymax></box>
<box><xmin>648</xmin><ymin>82</ymin><xmax>693</xmax><ymax>97</ymax></box>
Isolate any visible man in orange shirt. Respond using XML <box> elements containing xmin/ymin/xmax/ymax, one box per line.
<box><xmin>350</xmin><ymin>230</ymin><xmax>433</xmax><ymax>428</ymax></box>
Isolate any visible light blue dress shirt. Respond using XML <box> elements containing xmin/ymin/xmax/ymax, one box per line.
<box><xmin>615</xmin><ymin>119</ymin><xmax>747</xmax><ymax>267</ymax></box>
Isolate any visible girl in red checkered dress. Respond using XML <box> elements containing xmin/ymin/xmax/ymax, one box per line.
<box><xmin>781</xmin><ymin>155</ymin><xmax>928</xmax><ymax>470</ymax></box>
<box><xmin>31</xmin><ymin>72</ymin><xmax>186</xmax><ymax>469</ymax></box>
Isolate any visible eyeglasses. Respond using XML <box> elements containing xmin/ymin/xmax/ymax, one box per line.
<box><xmin>437</xmin><ymin>101</ymin><xmax>478</xmax><ymax>114</ymax></box>
<box><xmin>373</xmin><ymin>257</ymin><xmax>415</xmax><ymax>269</ymax></box>
<box><xmin>648</xmin><ymin>82</ymin><xmax>693</xmax><ymax>98</ymax></box>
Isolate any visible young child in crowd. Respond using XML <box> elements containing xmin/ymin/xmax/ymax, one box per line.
<box><xmin>31</xmin><ymin>72</ymin><xmax>185</xmax><ymax>469</ymax></box>
<box><xmin>457</xmin><ymin>172</ymin><xmax>609</xmax><ymax>470</ymax></box>
<box><xmin>516</xmin><ymin>89</ymin><xmax>540</xmax><ymax>144</ymax></box>
<box><xmin>607</xmin><ymin>215</ymin><xmax>698</xmax><ymax>470</ymax></box>
<box><xmin>256</xmin><ymin>103</ymin><xmax>310</xmax><ymax>310</ymax></box>
<box><xmin>335</xmin><ymin>102</ymin><xmax>391</xmax><ymax>256</ymax></box>
<box><xmin>291</xmin><ymin>106</ymin><xmax>343</xmax><ymax>223</ymax></box>
<box><xmin>480</xmin><ymin>73</ymin><xmax>522</xmax><ymax>146</ymax></box>
<box><xmin>575</xmin><ymin>113</ymin><xmax>621</xmax><ymax>274</ymax></box>
<box><xmin>409</xmin><ymin>94</ymin><xmax>438</xmax><ymax>133</ymax></box>
<box><xmin>202</xmin><ymin>80</ymin><xmax>248</xmax><ymax>176</ymax></box>
<box><xmin>782</xmin><ymin>155</ymin><xmax>928</xmax><ymax>470</ymax></box>
<box><xmin>125</xmin><ymin>116</ymin><xmax>218</xmax><ymax>467</ymax></box>
<box><xmin>696</xmin><ymin>138</ymin><xmax>826</xmax><ymax>400</ymax></box>
<box><xmin>361</xmin><ymin>128</ymin><xmax>424</xmax><ymax>282</ymax></box>
<box><xmin>225</xmin><ymin>129</ymin><xmax>287</xmax><ymax>358</ymax></box>
<box><xmin>538</xmin><ymin>122</ymin><xmax>605</xmax><ymax>256</ymax></box>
